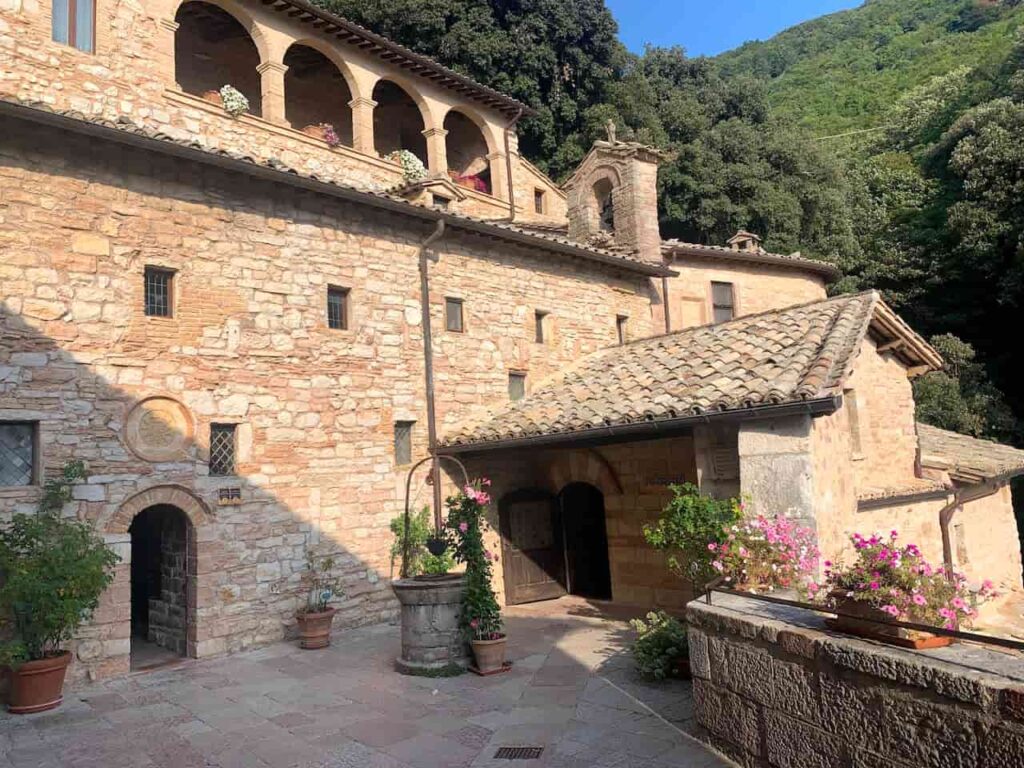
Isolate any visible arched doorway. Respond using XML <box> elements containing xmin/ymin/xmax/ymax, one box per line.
<box><xmin>498</xmin><ymin>483</ymin><xmax>612</xmax><ymax>605</ymax></box>
<box><xmin>129</xmin><ymin>504</ymin><xmax>192</xmax><ymax>670</ymax></box>
<box><xmin>560</xmin><ymin>482</ymin><xmax>612</xmax><ymax>600</ymax></box>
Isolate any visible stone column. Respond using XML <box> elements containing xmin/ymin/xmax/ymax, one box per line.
<box><xmin>257</xmin><ymin>61</ymin><xmax>288</xmax><ymax>124</ymax></box>
<box><xmin>157</xmin><ymin>19</ymin><xmax>180</xmax><ymax>89</ymax></box>
<box><xmin>422</xmin><ymin>126</ymin><xmax>449</xmax><ymax>177</ymax></box>
<box><xmin>349</xmin><ymin>96</ymin><xmax>377</xmax><ymax>154</ymax></box>
<box><xmin>487</xmin><ymin>150</ymin><xmax>508</xmax><ymax>201</ymax></box>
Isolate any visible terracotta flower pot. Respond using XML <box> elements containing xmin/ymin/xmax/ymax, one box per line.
<box><xmin>827</xmin><ymin>591</ymin><xmax>952</xmax><ymax>649</ymax></box>
<box><xmin>201</xmin><ymin>90</ymin><xmax>223</xmax><ymax>106</ymax></box>
<box><xmin>470</xmin><ymin>634</ymin><xmax>507</xmax><ymax>674</ymax></box>
<box><xmin>6</xmin><ymin>651</ymin><xmax>72</xmax><ymax>714</ymax></box>
<box><xmin>296</xmin><ymin>607</ymin><xmax>337</xmax><ymax>650</ymax></box>
<box><xmin>302</xmin><ymin>124</ymin><xmax>327</xmax><ymax>140</ymax></box>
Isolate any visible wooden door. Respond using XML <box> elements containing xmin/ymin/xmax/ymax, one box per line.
<box><xmin>499</xmin><ymin>489</ymin><xmax>566</xmax><ymax>605</ymax></box>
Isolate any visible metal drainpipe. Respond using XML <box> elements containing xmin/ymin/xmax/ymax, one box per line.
<box><xmin>661</xmin><ymin>274</ymin><xmax>672</xmax><ymax>333</ymax></box>
<box><xmin>418</xmin><ymin>219</ymin><xmax>448</xmax><ymax>533</ymax></box>
<box><xmin>939</xmin><ymin>479</ymin><xmax>1002</xmax><ymax>582</ymax></box>
<box><xmin>504</xmin><ymin>107</ymin><xmax>524</xmax><ymax>221</ymax></box>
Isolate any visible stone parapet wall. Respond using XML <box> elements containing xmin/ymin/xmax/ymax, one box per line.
<box><xmin>688</xmin><ymin>593</ymin><xmax>1024</xmax><ymax>768</ymax></box>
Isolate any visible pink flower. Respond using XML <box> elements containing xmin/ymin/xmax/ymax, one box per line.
<box><xmin>952</xmin><ymin>597</ymin><xmax>966</xmax><ymax>611</ymax></box>
<box><xmin>912</xmin><ymin>594</ymin><xmax>927</xmax><ymax>606</ymax></box>
<box><xmin>869</xmin><ymin>581</ymin><xmax>880</xmax><ymax>591</ymax></box>
<box><xmin>939</xmin><ymin>607</ymin><xmax>956</xmax><ymax>621</ymax></box>
<box><xmin>469</xmin><ymin>619</ymin><xmax>479</xmax><ymax>629</ymax></box>
<box><xmin>881</xmin><ymin>605</ymin><xmax>899</xmax><ymax>617</ymax></box>
<box><xmin>458</xmin><ymin>522</ymin><xmax>468</xmax><ymax>533</ymax></box>
<box><xmin>711</xmin><ymin>560</ymin><xmax>724</xmax><ymax>572</ymax></box>
<box><xmin>707</xmin><ymin>543</ymin><xmax>717</xmax><ymax>552</ymax></box>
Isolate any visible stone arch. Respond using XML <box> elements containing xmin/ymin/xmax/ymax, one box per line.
<box><xmin>443</xmin><ymin>107</ymin><xmax>500</xmax><ymax>195</ymax></box>
<box><xmin>282</xmin><ymin>41</ymin><xmax>354</xmax><ymax>145</ymax></box>
<box><xmin>543</xmin><ymin>449</ymin><xmax>623</xmax><ymax>497</ymax></box>
<box><xmin>105</xmin><ymin>484</ymin><xmax>211</xmax><ymax>536</ymax></box>
<box><xmin>287</xmin><ymin>36</ymin><xmax>360</xmax><ymax>98</ymax></box>
<box><xmin>174</xmin><ymin>0</ymin><xmax>267</xmax><ymax>116</ymax></box>
<box><xmin>371</xmin><ymin>77</ymin><xmax>430</xmax><ymax>165</ymax></box>
<box><xmin>172</xmin><ymin>0</ymin><xmax>271</xmax><ymax>63</ymax></box>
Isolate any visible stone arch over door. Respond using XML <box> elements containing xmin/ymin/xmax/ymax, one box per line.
<box><xmin>542</xmin><ymin>448</ymin><xmax>622</xmax><ymax>498</ymax></box>
<box><xmin>105</xmin><ymin>484</ymin><xmax>210</xmax><ymax>536</ymax></box>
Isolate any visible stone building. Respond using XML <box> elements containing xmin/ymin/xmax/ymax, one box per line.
<box><xmin>1</xmin><ymin>0</ymin><xmax>1022</xmax><ymax>682</ymax></box>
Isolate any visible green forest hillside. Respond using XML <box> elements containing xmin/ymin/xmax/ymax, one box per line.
<box><xmin>715</xmin><ymin>0</ymin><xmax>1024</xmax><ymax>136</ymax></box>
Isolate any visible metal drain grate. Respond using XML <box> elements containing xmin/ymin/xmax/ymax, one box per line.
<box><xmin>494</xmin><ymin>746</ymin><xmax>544</xmax><ymax>760</ymax></box>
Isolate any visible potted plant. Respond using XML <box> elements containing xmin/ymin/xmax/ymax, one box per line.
<box><xmin>295</xmin><ymin>549</ymin><xmax>341</xmax><ymax>649</ymax></box>
<box><xmin>630</xmin><ymin>611</ymin><xmax>690</xmax><ymax>680</ymax></box>
<box><xmin>390</xmin><ymin>506</ymin><xmax>454</xmax><ymax>580</ymax></box>
<box><xmin>708</xmin><ymin>514</ymin><xmax>819</xmax><ymax>594</ymax></box>
<box><xmin>0</xmin><ymin>462</ymin><xmax>119</xmax><ymax>714</ymax></box>
<box><xmin>819</xmin><ymin>531</ymin><xmax>996</xmax><ymax>648</ymax></box>
<box><xmin>218</xmin><ymin>85</ymin><xmax>249</xmax><ymax>118</ymax></box>
<box><xmin>201</xmin><ymin>89</ymin><xmax>223</xmax><ymax>106</ymax></box>
<box><xmin>643</xmin><ymin>483</ymin><xmax>742</xmax><ymax>599</ymax></box>
<box><xmin>446</xmin><ymin>479</ymin><xmax>505</xmax><ymax>674</ymax></box>
<box><xmin>385</xmin><ymin>149</ymin><xmax>428</xmax><ymax>183</ymax></box>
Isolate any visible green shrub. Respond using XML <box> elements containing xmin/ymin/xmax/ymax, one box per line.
<box><xmin>643</xmin><ymin>483</ymin><xmax>742</xmax><ymax>594</ymax></box>
<box><xmin>630</xmin><ymin>611</ymin><xmax>689</xmax><ymax>681</ymax></box>
<box><xmin>0</xmin><ymin>463</ymin><xmax>119</xmax><ymax>664</ymax></box>
<box><xmin>391</xmin><ymin>506</ymin><xmax>454</xmax><ymax>578</ymax></box>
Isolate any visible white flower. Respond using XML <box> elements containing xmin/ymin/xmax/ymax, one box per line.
<box><xmin>219</xmin><ymin>85</ymin><xmax>249</xmax><ymax>117</ymax></box>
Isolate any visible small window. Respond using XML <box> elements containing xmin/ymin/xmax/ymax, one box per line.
<box><xmin>327</xmin><ymin>285</ymin><xmax>349</xmax><ymax>330</ymax></box>
<box><xmin>845</xmin><ymin>388</ymin><xmax>863</xmax><ymax>458</ymax></box>
<box><xmin>508</xmin><ymin>372</ymin><xmax>526</xmax><ymax>401</ymax></box>
<box><xmin>394</xmin><ymin>421</ymin><xmax>414</xmax><ymax>465</ymax></box>
<box><xmin>534</xmin><ymin>310</ymin><xmax>549</xmax><ymax>344</ymax></box>
<box><xmin>431</xmin><ymin>194</ymin><xmax>450</xmax><ymax>210</ymax></box>
<box><xmin>534</xmin><ymin>189</ymin><xmax>545</xmax><ymax>214</ymax></box>
<box><xmin>711</xmin><ymin>282</ymin><xmax>735</xmax><ymax>324</ymax></box>
<box><xmin>0</xmin><ymin>422</ymin><xmax>37</xmax><ymax>487</ymax></box>
<box><xmin>209</xmin><ymin>423</ymin><xmax>237</xmax><ymax>476</ymax></box>
<box><xmin>445</xmin><ymin>297</ymin><xmax>464</xmax><ymax>333</ymax></box>
<box><xmin>52</xmin><ymin>0</ymin><xmax>95</xmax><ymax>53</ymax></box>
<box><xmin>144</xmin><ymin>266</ymin><xmax>174</xmax><ymax>318</ymax></box>
<box><xmin>616</xmin><ymin>315</ymin><xmax>629</xmax><ymax>345</ymax></box>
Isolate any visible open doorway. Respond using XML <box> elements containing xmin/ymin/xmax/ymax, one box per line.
<box><xmin>559</xmin><ymin>483</ymin><xmax>612</xmax><ymax>600</ymax></box>
<box><xmin>129</xmin><ymin>504</ymin><xmax>190</xmax><ymax>671</ymax></box>
<box><xmin>499</xmin><ymin>483</ymin><xmax>612</xmax><ymax>604</ymax></box>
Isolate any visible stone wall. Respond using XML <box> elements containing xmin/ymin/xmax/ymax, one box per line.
<box><xmin>0</xmin><ymin>117</ymin><xmax>656</xmax><ymax>680</ymax></box>
<box><xmin>0</xmin><ymin>0</ymin><xmax>546</xmax><ymax>220</ymax></box>
<box><xmin>148</xmin><ymin>512</ymin><xmax>188</xmax><ymax>655</ymax></box>
<box><xmin>689</xmin><ymin>593</ymin><xmax>1024</xmax><ymax>768</ymax></box>
<box><xmin>665</xmin><ymin>258</ymin><xmax>827</xmax><ymax>330</ymax></box>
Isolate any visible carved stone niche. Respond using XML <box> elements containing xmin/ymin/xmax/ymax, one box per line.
<box><xmin>124</xmin><ymin>396</ymin><xmax>195</xmax><ymax>462</ymax></box>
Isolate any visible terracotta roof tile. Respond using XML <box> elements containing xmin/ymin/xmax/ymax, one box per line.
<box><xmin>918</xmin><ymin>424</ymin><xmax>1024</xmax><ymax>484</ymax></box>
<box><xmin>442</xmin><ymin>291</ymin><xmax>884</xmax><ymax>449</ymax></box>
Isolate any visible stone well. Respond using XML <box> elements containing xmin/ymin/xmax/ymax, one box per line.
<box><xmin>392</xmin><ymin>574</ymin><xmax>469</xmax><ymax>674</ymax></box>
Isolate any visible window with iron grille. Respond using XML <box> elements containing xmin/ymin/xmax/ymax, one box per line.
<box><xmin>445</xmin><ymin>297</ymin><xmax>464</xmax><ymax>333</ymax></box>
<box><xmin>144</xmin><ymin>266</ymin><xmax>174</xmax><ymax>318</ymax></box>
<box><xmin>0</xmin><ymin>422</ymin><xmax>37</xmax><ymax>487</ymax></box>
<box><xmin>534</xmin><ymin>311</ymin><xmax>549</xmax><ymax>344</ymax></box>
<box><xmin>616</xmin><ymin>315</ymin><xmax>629</xmax><ymax>345</ymax></box>
<box><xmin>209</xmin><ymin>423</ymin><xmax>237</xmax><ymax>476</ymax></box>
<box><xmin>394</xmin><ymin>421</ymin><xmax>414</xmax><ymax>465</ymax></box>
<box><xmin>508</xmin><ymin>372</ymin><xmax>526</xmax><ymax>401</ymax></box>
<box><xmin>711</xmin><ymin>281</ymin><xmax>735</xmax><ymax>324</ymax></box>
<box><xmin>431</xmin><ymin>194</ymin><xmax>450</xmax><ymax>210</ymax></box>
<box><xmin>327</xmin><ymin>285</ymin><xmax>349</xmax><ymax>330</ymax></box>
<box><xmin>52</xmin><ymin>0</ymin><xmax>95</xmax><ymax>53</ymax></box>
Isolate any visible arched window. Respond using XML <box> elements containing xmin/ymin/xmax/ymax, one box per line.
<box><xmin>444</xmin><ymin>111</ymin><xmax>492</xmax><ymax>195</ymax></box>
<box><xmin>283</xmin><ymin>44</ymin><xmax>353</xmax><ymax>146</ymax></box>
<box><xmin>174</xmin><ymin>2</ymin><xmax>261</xmax><ymax>118</ymax></box>
<box><xmin>593</xmin><ymin>177</ymin><xmax>615</xmax><ymax>233</ymax></box>
<box><xmin>372</xmin><ymin>80</ymin><xmax>427</xmax><ymax>165</ymax></box>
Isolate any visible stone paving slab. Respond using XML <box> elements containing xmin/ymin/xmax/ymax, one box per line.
<box><xmin>0</xmin><ymin>599</ymin><xmax>735</xmax><ymax>768</ymax></box>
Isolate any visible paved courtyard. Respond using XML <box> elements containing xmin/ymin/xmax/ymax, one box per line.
<box><xmin>0</xmin><ymin>599</ymin><xmax>733</xmax><ymax>768</ymax></box>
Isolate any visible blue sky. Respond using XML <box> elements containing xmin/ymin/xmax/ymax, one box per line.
<box><xmin>606</xmin><ymin>0</ymin><xmax>863</xmax><ymax>57</ymax></box>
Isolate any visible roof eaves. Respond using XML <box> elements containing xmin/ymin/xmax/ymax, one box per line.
<box><xmin>662</xmin><ymin>240</ymin><xmax>842</xmax><ymax>281</ymax></box>
<box><xmin>0</xmin><ymin>99</ymin><xmax>670</xmax><ymax>278</ymax></box>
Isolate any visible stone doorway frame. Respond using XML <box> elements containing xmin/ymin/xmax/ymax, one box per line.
<box><xmin>103</xmin><ymin>486</ymin><xmax>208</xmax><ymax>665</ymax></box>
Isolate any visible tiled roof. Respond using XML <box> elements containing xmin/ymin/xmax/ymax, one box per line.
<box><xmin>443</xmin><ymin>291</ymin><xmax>929</xmax><ymax>450</ymax></box>
<box><xmin>264</xmin><ymin>0</ymin><xmax>532</xmax><ymax>118</ymax></box>
<box><xmin>662</xmin><ymin>239</ymin><xmax>842</xmax><ymax>281</ymax></box>
<box><xmin>0</xmin><ymin>99</ymin><xmax>671</xmax><ymax>278</ymax></box>
<box><xmin>857</xmin><ymin>479</ymin><xmax>950</xmax><ymax>506</ymax></box>
<box><xmin>918</xmin><ymin>423</ymin><xmax>1024</xmax><ymax>484</ymax></box>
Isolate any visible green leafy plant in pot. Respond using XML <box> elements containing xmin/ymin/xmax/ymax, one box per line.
<box><xmin>0</xmin><ymin>462</ymin><xmax>119</xmax><ymax>713</ymax></box>
<box><xmin>390</xmin><ymin>506</ymin><xmax>455</xmax><ymax>579</ymax></box>
<box><xmin>445</xmin><ymin>479</ymin><xmax>504</xmax><ymax>673</ymax></box>
<box><xmin>295</xmin><ymin>549</ymin><xmax>342</xmax><ymax>649</ymax></box>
